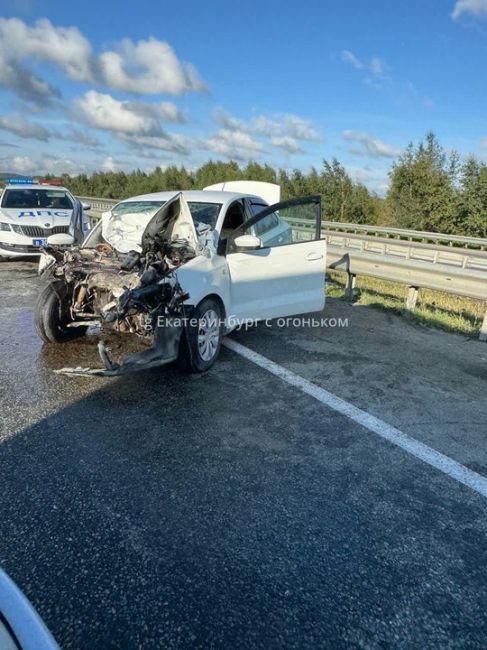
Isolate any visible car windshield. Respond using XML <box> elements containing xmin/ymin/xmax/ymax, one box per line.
<box><xmin>112</xmin><ymin>201</ymin><xmax>163</xmax><ymax>217</ymax></box>
<box><xmin>112</xmin><ymin>200</ymin><xmax>222</xmax><ymax>228</ymax></box>
<box><xmin>1</xmin><ymin>189</ymin><xmax>73</xmax><ymax>209</ymax></box>
<box><xmin>187</xmin><ymin>202</ymin><xmax>222</xmax><ymax>227</ymax></box>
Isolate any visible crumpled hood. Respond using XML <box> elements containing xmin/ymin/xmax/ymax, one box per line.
<box><xmin>0</xmin><ymin>207</ymin><xmax>73</xmax><ymax>228</ymax></box>
<box><xmin>102</xmin><ymin>193</ymin><xmax>200</xmax><ymax>255</ymax></box>
<box><xmin>101</xmin><ymin>209</ymin><xmax>155</xmax><ymax>254</ymax></box>
<box><xmin>141</xmin><ymin>192</ymin><xmax>199</xmax><ymax>252</ymax></box>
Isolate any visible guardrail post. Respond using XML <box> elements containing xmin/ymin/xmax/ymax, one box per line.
<box><xmin>480</xmin><ymin>306</ymin><xmax>487</xmax><ymax>341</ymax></box>
<box><xmin>406</xmin><ymin>286</ymin><xmax>419</xmax><ymax>311</ymax></box>
<box><xmin>346</xmin><ymin>273</ymin><xmax>356</xmax><ymax>302</ymax></box>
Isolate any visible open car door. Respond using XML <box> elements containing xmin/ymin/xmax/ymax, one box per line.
<box><xmin>225</xmin><ymin>195</ymin><xmax>326</xmax><ymax>322</ymax></box>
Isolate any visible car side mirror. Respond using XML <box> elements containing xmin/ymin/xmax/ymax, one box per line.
<box><xmin>81</xmin><ymin>202</ymin><xmax>91</xmax><ymax>211</ymax></box>
<box><xmin>233</xmin><ymin>234</ymin><xmax>262</xmax><ymax>251</ymax></box>
<box><xmin>46</xmin><ymin>233</ymin><xmax>75</xmax><ymax>247</ymax></box>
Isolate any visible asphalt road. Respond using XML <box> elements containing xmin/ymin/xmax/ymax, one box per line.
<box><xmin>0</xmin><ymin>260</ymin><xmax>486</xmax><ymax>649</ymax></box>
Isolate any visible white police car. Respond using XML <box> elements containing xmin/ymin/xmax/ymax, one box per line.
<box><xmin>0</xmin><ymin>180</ymin><xmax>89</xmax><ymax>258</ymax></box>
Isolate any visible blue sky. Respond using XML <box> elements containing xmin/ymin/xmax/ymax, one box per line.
<box><xmin>0</xmin><ymin>0</ymin><xmax>487</xmax><ymax>193</ymax></box>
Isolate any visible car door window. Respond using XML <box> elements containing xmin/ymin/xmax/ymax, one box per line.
<box><xmin>220</xmin><ymin>200</ymin><xmax>246</xmax><ymax>240</ymax></box>
<box><xmin>228</xmin><ymin>196</ymin><xmax>321</xmax><ymax>251</ymax></box>
<box><xmin>248</xmin><ymin>201</ymin><xmax>279</xmax><ymax>238</ymax></box>
<box><xmin>248</xmin><ymin>201</ymin><xmax>268</xmax><ymax>217</ymax></box>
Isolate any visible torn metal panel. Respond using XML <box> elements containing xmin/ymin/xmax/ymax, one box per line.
<box><xmin>56</xmin><ymin>322</ymin><xmax>184</xmax><ymax>377</ymax></box>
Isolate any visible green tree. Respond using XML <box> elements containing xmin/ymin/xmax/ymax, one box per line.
<box><xmin>456</xmin><ymin>158</ymin><xmax>487</xmax><ymax>237</ymax></box>
<box><xmin>62</xmin><ymin>157</ymin><xmax>382</xmax><ymax>226</ymax></box>
<box><xmin>321</xmin><ymin>159</ymin><xmax>354</xmax><ymax>222</ymax></box>
<box><xmin>387</xmin><ymin>132</ymin><xmax>460</xmax><ymax>232</ymax></box>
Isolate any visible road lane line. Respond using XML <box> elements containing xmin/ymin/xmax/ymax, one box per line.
<box><xmin>223</xmin><ymin>339</ymin><xmax>487</xmax><ymax>499</ymax></box>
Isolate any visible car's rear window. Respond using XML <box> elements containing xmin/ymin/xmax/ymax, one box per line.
<box><xmin>1</xmin><ymin>189</ymin><xmax>73</xmax><ymax>209</ymax></box>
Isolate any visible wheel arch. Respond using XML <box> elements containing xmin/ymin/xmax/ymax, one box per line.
<box><xmin>198</xmin><ymin>293</ymin><xmax>226</xmax><ymax>317</ymax></box>
<box><xmin>185</xmin><ymin>292</ymin><xmax>226</xmax><ymax>318</ymax></box>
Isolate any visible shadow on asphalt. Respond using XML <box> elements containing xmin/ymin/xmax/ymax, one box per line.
<box><xmin>1</xmin><ymin>342</ymin><xmax>486</xmax><ymax>650</ymax></box>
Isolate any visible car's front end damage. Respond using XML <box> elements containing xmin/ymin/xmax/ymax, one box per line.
<box><xmin>36</xmin><ymin>193</ymin><xmax>216</xmax><ymax>376</ymax></box>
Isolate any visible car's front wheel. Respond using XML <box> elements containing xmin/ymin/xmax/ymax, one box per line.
<box><xmin>34</xmin><ymin>281</ymin><xmax>86</xmax><ymax>343</ymax></box>
<box><xmin>179</xmin><ymin>297</ymin><xmax>224</xmax><ymax>372</ymax></box>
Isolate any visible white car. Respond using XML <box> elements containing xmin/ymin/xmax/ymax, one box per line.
<box><xmin>0</xmin><ymin>568</ymin><xmax>58</xmax><ymax>649</ymax></box>
<box><xmin>35</xmin><ymin>181</ymin><xmax>326</xmax><ymax>375</ymax></box>
<box><xmin>0</xmin><ymin>181</ymin><xmax>90</xmax><ymax>258</ymax></box>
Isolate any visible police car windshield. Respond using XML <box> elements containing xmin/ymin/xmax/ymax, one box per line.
<box><xmin>1</xmin><ymin>189</ymin><xmax>73</xmax><ymax>210</ymax></box>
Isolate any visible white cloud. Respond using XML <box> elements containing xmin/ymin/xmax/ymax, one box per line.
<box><xmin>0</xmin><ymin>155</ymin><xmax>85</xmax><ymax>175</ymax></box>
<box><xmin>43</xmin><ymin>157</ymin><xmax>87</xmax><ymax>175</ymax></box>
<box><xmin>213</xmin><ymin>109</ymin><xmax>246</xmax><ymax>131</ymax></box>
<box><xmin>348</xmin><ymin>166</ymin><xmax>390</xmax><ymax>195</ymax></box>
<box><xmin>119</xmin><ymin>133</ymin><xmax>190</xmax><ymax>155</ymax></box>
<box><xmin>97</xmin><ymin>38</ymin><xmax>206</xmax><ymax>95</ymax></box>
<box><xmin>4</xmin><ymin>155</ymin><xmax>37</xmax><ymax>175</ymax></box>
<box><xmin>270</xmin><ymin>136</ymin><xmax>304</xmax><ymax>154</ymax></box>
<box><xmin>74</xmin><ymin>91</ymin><xmax>163</xmax><ymax>136</ymax></box>
<box><xmin>341</xmin><ymin>50</ymin><xmax>390</xmax><ymax>83</ymax></box>
<box><xmin>0</xmin><ymin>54</ymin><xmax>59</xmax><ymax>106</ymax></box>
<box><xmin>213</xmin><ymin>109</ymin><xmax>321</xmax><ymax>150</ymax></box>
<box><xmin>0</xmin><ymin>114</ymin><xmax>51</xmax><ymax>141</ymax></box>
<box><xmin>370</xmin><ymin>57</ymin><xmax>386</xmax><ymax>77</ymax></box>
<box><xmin>68</xmin><ymin>129</ymin><xmax>100</xmax><ymax>147</ymax></box>
<box><xmin>73</xmin><ymin>92</ymin><xmax>190</xmax><ymax>154</ymax></box>
<box><xmin>0</xmin><ymin>17</ymin><xmax>93</xmax><ymax>81</ymax></box>
<box><xmin>342</xmin><ymin>130</ymin><xmax>402</xmax><ymax>158</ymax></box>
<box><xmin>125</xmin><ymin>101</ymin><xmax>187</xmax><ymax>123</ymax></box>
<box><xmin>0</xmin><ymin>17</ymin><xmax>206</xmax><ymax>103</ymax></box>
<box><xmin>101</xmin><ymin>156</ymin><xmax>117</xmax><ymax>172</ymax></box>
<box><xmin>202</xmin><ymin>129</ymin><xmax>264</xmax><ymax>161</ymax></box>
<box><xmin>251</xmin><ymin>113</ymin><xmax>321</xmax><ymax>141</ymax></box>
<box><xmin>340</xmin><ymin>50</ymin><xmax>364</xmax><ymax>70</ymax></box>
<box><xmin>452</xmin><ymin>0</ymin><xmax>487</xmax><ymax>19</ymax></box>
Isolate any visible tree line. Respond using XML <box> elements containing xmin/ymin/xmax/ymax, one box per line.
<box><xmin>55</xmin><ymin>133</ymin><xmax>487</xmax><ymax>237</ymax></box>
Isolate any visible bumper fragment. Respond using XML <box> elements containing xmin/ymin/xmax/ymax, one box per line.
<box><xmin>55</xmin><ymin>321</ymin><xmax>184</xmax><ymax>377</ymax></box>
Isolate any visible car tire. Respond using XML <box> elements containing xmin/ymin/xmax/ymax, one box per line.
<box><xmin>179</xmin><ymin>297</ymin><xmax>224</xmax><ymax>373</ymax></box>
<box><xmin>34</xmin><ymin>281</ymin><xmax>87</xmax><ymax>343</ymax></box>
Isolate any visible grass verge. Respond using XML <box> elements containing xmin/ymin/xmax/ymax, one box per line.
<box><xmin>327</xmin><ymin>270</ymin><xmax>485</xmax><ymax>337</ymax></box>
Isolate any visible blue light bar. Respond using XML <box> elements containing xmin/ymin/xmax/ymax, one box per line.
<box><xmin>6</xmin><ymin>178</ymin><xmax>34</xmax><ymax>185</ymax></box>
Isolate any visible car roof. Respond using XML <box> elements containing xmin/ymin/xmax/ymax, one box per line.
<box><xmin>3</xmin><ymin>184</ymin><xmax>70</xmax><ymax>191</ymax></box>
<box><xmin>117</xmin><ymin>190</ymin><xmax>267</xmax><ymax>206</ymax></box>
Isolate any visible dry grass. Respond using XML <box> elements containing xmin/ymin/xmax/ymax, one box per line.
<box><xmin>326</xmin><ymin>270</ymin><xmax>486</xmax><ymax>337</ymax></box>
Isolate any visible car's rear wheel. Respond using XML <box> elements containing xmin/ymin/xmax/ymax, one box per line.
<box><xmin>179</xmin><ymin>297</ymin><xmax>223</xmax><ymax>372</ymax></box>
<box><xmin>34</xmin><ymin>281</ymin><xmax>87</xmax><ymax>343</ymax></box>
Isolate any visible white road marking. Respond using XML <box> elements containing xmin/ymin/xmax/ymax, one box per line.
<box><xmin>223</xmin><ymin>339</ymin><xmax>487</xmax><ymax>499</ymax></box>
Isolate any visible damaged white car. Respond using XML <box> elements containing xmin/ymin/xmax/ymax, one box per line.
<box><xmin>34</xmin><ymin>182</ymin><xmax>326</xmax><ymax>376</ymax></box>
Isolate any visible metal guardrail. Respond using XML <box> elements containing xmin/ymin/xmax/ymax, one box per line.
<box><xmin>78</xmin><ymin>195</ymin><xmax>487</xmax><ymax>340</ymax></box>
<box><xmin>79</xmin><ymin>196</ymin><xmax>117</xmax><ymax>218</ymax></box>
<box><xmin>323</xmin><ymin>220</ymin><xmax>487</xmax><ymax>250</ymax></box>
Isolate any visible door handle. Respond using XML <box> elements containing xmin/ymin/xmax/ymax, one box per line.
<box><xmin>306</xmin><ymin>252</ymin><xmax>323</xmax><ymax>261</ymax></box>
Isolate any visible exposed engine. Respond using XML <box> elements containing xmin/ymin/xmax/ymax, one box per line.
<box><xmin>36</xmin><ymin>192</ymin><xmax>219</xmax><ymax>376</ymax></box>
<box><xmin>46</xmin><ymin>235</ymin><xmax>195</xmax><ymax>338</ymax></box>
